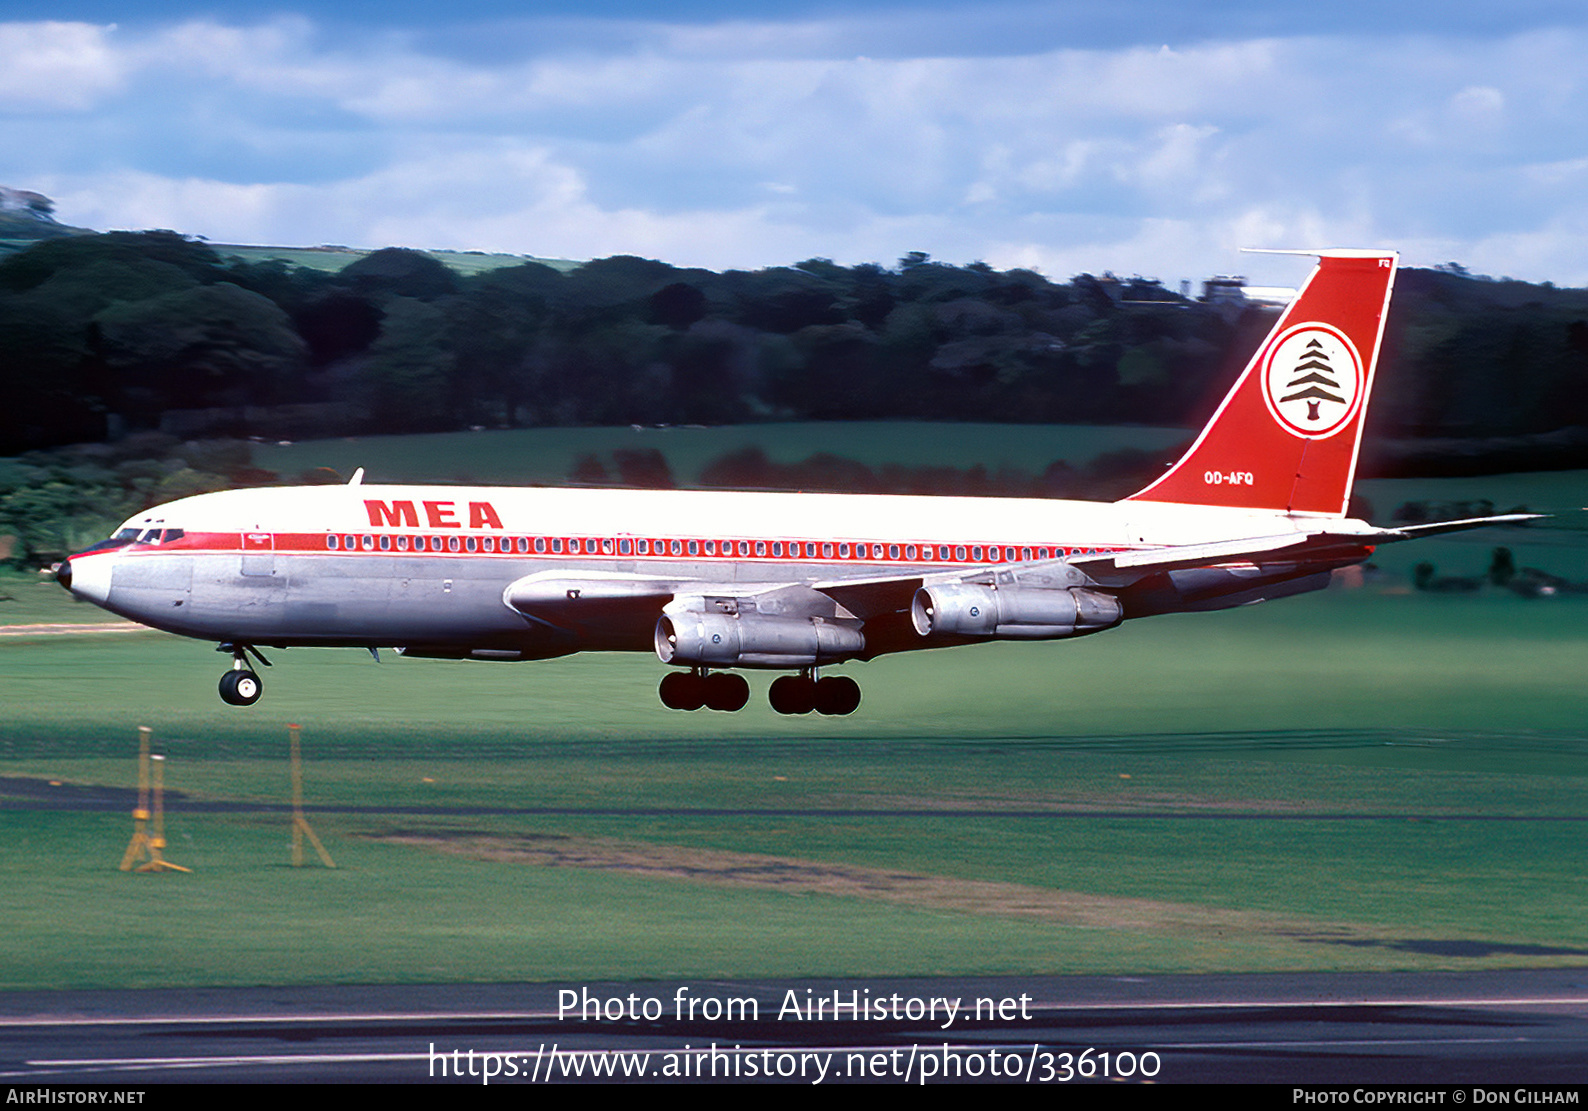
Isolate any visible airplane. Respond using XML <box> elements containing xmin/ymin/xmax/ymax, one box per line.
<box><xmin>56</xmin><ymin>249</ymin><xmax>1533</xmax><ymax>715</ymax></box>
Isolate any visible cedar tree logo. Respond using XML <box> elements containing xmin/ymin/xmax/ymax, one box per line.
<box><xmin>1261</xmin><ymin>323</ymin><xmax>1364</xmax><ymax>439</ymax></box>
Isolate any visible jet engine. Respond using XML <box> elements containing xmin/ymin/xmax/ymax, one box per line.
<box><xmin>910</xmin><ymin>584</ymin><xmax>1121</xmax><ymax>640</ymax></box>
<box><xmin>655</xmin><ymin>611</ymin><xmax>864</xmax><ymax>668</ymax></box>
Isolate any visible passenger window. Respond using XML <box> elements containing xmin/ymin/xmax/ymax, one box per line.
<box><xmin>327</xmin><ymin>535</ymin><xmax>339</xmax><ymax>550</ymax></box>
<box><xmin>619</xmin><ymin>539</ymin><xmax>632</xmax><ymax>555</ymax></box>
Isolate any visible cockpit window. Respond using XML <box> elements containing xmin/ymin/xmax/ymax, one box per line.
<box><xmin>114</xmin><ymin>528</ymin><xmax>140</xmax><ymax>542</ymax></box>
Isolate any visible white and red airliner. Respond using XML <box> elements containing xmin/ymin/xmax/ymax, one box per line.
<box><xmin>58</xmin><ymin>249</ymin><xmax>1527</xmax><ymax>714</ymax></box>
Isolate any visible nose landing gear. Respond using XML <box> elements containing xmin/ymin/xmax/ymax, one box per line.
<box><xmin>217</xmin><ymin>643</ymin><xmax>270</xmax><ymax>706</ymax></box>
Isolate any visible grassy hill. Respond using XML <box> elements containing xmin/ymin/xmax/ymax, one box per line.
<box><xmin>213</xmin><ymin>243</ymin><xmax>581</xmax><ymax>275</ymax></box>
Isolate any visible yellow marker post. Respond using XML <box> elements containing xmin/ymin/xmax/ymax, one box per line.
<box><xmin>138</xmin><ymin>754</ymin><xmax>191</xmax><ymax>874</ymax></box>
<box><xmin>121</xmin><ymin>727</ymin><xmax>189</xmax><ymax>873</ymax></box>
<box><xmin>118</xmin><ymin>726</ymin><xmax>153</xmax><ymax>871</ymax></box>
<box><xmin>289</xmin><ymin>723</ymin><xmax>335</xmax><ymax>868</ymax></box>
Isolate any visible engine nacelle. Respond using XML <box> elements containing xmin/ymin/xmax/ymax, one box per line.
<box><xmin>910</xmin><ymin>584</ymin><xmax>1121</xmax><ymax>640</ymax></box>
<box><xmin>656</xmin><ymin>612</ymin><xmax>864</xmax><ymax>668</ymax></box>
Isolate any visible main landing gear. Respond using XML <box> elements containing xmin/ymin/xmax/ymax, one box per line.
<box><xmin>217</xmin><ymin>643</ymin><xmax>270</xmax><ymax>706</ymax></box>
<box><xmin>658</xmin><ymin>669</ymin><xmax>750</xmax><ymax>712</ymax></box>
<box><xmin>770</xmin><ymin>672</ymin><xmax>860</xmax><ymax>716</ymax></box>
<box><xmin>657</xmin><ymin>669</ymin><xmax>861</xmax><ymax>716</ymax></box>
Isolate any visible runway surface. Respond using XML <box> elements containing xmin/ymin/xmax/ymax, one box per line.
<box><xmin>2</xmin><ymin>969</ymin><xmax>1584</xmax><ymax>1084</ymax></box>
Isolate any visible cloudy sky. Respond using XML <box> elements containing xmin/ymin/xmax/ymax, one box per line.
<box><xmin>5</xmin><ymin>0</ymin><xmax>1588</xmax><ymax>286</ymax></box>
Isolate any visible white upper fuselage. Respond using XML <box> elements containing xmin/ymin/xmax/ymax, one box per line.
<box><xmin>107</xmin><ymin>482</ymin><xmax>1334</xmax><ymax>555</ymax></box>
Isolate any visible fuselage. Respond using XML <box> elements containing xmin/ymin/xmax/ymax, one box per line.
<box><xmin>63</xmin><ymin>481</ymin><xmax>1339</xmax><ymax>655</ymax></box>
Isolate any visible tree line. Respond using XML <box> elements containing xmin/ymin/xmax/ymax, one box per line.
<box><xmin>3</xmin><ymin>231</ymin><xmax>1587</xmax><ymax>456</ymax></box>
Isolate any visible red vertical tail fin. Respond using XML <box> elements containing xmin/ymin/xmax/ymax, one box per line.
<box><xmin>1126</xmin><ymin>249</ymin><xmax>1397</xmax><ymax>516</ymax></box>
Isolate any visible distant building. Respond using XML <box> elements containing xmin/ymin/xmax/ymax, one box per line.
<box><xmin>1201</xmin><ymin>275</ymin><xmax>1248</xmax><ymax>305</ymax></box>
<box><xmin>1200</xmin><ymin>275</ymin><xmax>1295</xmax><ymax>317</ymax></box>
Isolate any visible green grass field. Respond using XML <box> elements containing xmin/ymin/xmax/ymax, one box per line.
<box><xmin>3</xmin><ymin>575</ymin><xmax>1585</xmax><ymax>990</ymax></box>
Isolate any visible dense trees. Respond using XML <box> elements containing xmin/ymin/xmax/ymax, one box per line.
<box><xmin>3</xmin><ymin>231</ymin><xmax>1588</xmax><ymax>462</ymax></box>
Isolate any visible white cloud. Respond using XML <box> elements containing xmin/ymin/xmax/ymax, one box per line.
<box><xmin>0</xmin><ymin>22</ymin><xmax>127</xmax><ymax>110</ymax></box>
<box><xmin>9</xmin><ymin>13</ymin><xmax>1588</xmax><ymax>283</ymax></box>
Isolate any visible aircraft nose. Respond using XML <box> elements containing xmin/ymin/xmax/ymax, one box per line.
<box><xmin>57</xmin><ymin>554</ymin><xmax>112</xmax><ymax>605</ymax></box>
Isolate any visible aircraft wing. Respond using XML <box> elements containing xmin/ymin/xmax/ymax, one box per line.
<box><xmin>809</xmin><ymin>571</ymin><xmax>928</xmax><ymax>620</ymax></box>
<box><xmin>811</xmin><ymin>513</ymin><xmax>1547</xmax><ymax>622</ymax></box>
<box><xmin>502</xmin><ymin>513</ymin><xmax>1545</xmax><ymax>636</ymax></box>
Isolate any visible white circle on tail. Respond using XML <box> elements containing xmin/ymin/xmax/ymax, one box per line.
<box><xmin>1260</xmin><ymin>323</ymin><xmax>1364</xmax><ymax>439</ymax></box>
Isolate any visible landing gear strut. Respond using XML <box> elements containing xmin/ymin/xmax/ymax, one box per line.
<box><xmin>769</xmin><ymin>671</ymin><xmax>860</xmax><ymax>716</ymax></box>
<box><xmin>217</xmin><ymin>643</ymin><xmax>269</xmax><ymax>706</ymax></box>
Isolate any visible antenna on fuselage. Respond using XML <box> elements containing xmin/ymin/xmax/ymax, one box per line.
<box><xmin>348</xmin><ymin>468</ymin><xmax>365</xmax><ymax>486</ymax></box>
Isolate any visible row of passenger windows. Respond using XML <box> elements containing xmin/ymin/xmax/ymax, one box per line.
<box><xmin>323</xmin><ymin>534</ymin><xmax>1084</xmax><ymax>562</ymax></box>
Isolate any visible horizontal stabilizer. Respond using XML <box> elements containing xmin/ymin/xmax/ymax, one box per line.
<box><xmin>1381</xmin><ymin>513</ymin><xmax>1544</xmax><ymax>538</ymax></box>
